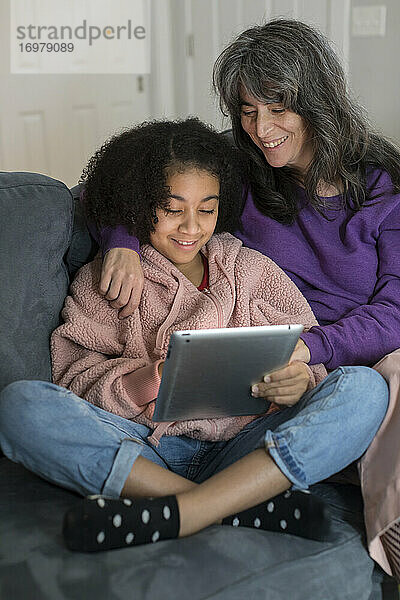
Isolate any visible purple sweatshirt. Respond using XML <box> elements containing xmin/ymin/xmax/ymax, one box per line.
<box><xmin>95</xmin><ymin>169</ymin><xmax>400</xmax><ymax>370</ymax></box>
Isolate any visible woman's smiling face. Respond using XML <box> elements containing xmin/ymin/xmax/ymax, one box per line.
<box><xmin>149</xmin><ymin>168</ymin><xmax>219</xmax><ymax>271</ymax></box>
<box><xmin>240</xmin><ymin>87</ymin><xmax>313</xmax><ymax>175</ymax></box>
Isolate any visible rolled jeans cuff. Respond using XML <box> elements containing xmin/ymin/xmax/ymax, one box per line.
<box><xmin>264</xmin><ymin>430</ymin><xmax>308</xmax><ymax>491</ymax></box>
<box><xmin>102</xmin><ymin>437</ymin><xmax>144</xmax><ymax>497</ymax></box>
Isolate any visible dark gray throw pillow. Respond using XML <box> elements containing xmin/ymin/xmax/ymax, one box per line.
<box><xmin>67</xmin><ymin>183</ymin><xmax>98</xmax><ymax>278</ymax></box>
<box><xmin>0</xmin><ymin>172</ymin><xmax>73</xmax><ymax>391</ymax></box>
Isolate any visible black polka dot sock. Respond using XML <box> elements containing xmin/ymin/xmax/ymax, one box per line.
<box><xmin>222</xmin><ymin>490</ymin><xmax>334</xmax><ymax>542</ymax></box>
<box><xmin>63</xmin><ymin>495</ymin><xmax>180</xmax><ymax>552</ymax></box>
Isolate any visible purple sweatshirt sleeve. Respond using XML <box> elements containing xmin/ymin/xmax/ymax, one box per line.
<box><xmin>82</xmin><ymin>186</ymin><xmax>141</xmax><ymax>257</ymax></box>
<box><xmin>88</xmin><ymin>222</ymin><xmax>140</xmax><ymax>257</ymax></box>
<box><xmin>301</xmin><ymin>197</ymin><xmax>400</xmax><ymax>369</ymax></box>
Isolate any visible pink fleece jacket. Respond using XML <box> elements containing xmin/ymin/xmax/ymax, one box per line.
<box><xmin>51</xmin><ymin>233</ymin><xmax>326</xmax><ymax>445</ymax></box>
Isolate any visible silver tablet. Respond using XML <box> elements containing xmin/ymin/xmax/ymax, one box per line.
<box><xmin>152</xmin><ymin>324</ymin><xmax>303</xmax><ymax>422</ymax></box>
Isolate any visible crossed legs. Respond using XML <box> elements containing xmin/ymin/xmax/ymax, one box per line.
<box><xmin>0</xmin><ymin>367</ymin><xmax>389</xmax><ymax>551</ymax></box>
<box><xmin>123</xmin><ymin>450</ymin><xmax>288</xmax><ymax>536</ymax></box>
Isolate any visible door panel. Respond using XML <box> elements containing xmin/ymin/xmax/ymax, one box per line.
<box><xmin>0</xmin><ymin>0</ymin><xmax>151</xmax><ymax>186</ymax></box>
<box><xmin>0</xmin><ymin>0</ymin><xmax>352</xmax><ymax>185</ymax></box>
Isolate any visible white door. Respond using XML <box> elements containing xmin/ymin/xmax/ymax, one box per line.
<box><xmin>170</xmin><ymin>0</ymin><xmax>351</xmax><ymax>129</ymax></box>
<box><xmin>0</xmin><ymin>0</ymin><xmax>151</xmax><ymax>187</ymax></box>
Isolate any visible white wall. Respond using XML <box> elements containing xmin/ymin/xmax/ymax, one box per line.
<box><xmin>0</xmin><ymin>0</ymin><xmax>399</xmax><ymax>186</ymax></box>
<box><xmin>0</xmin><ymin>0</ymin><xmax>153</xmax><ymax>186</ymax></box>
<box><xmin>349</xmin><ymin>0</ymin><xmax>400</xmax><ymax>143</ymax></box>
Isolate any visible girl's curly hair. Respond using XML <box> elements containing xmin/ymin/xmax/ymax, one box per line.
<box><xmin>81</xmin><ymin>118</ymin><xmax>247</xmax><ymax>244</ymax></box>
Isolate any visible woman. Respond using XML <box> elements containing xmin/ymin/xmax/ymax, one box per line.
<box><xmin>0</xmin><ymin>118</ymin><xmax>388</xmax><ymax>554</ymax></box>
<box><xmin>92</xmin><ymin>20</ymin><xmax>400</xmax><ymax>575</ymax></box>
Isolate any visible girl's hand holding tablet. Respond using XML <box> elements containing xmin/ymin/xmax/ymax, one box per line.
<box><xmin>251</xmin><ymin>361</ymin><xmax>310</xmax><ymax>407</ymax></box>
<box><xmin>289</xmin><ymin>339</ymin><xmax>311</xmax><ymax>364</ymax></box>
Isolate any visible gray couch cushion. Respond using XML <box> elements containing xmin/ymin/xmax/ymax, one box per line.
<box><xmin>67</xmin><ymin>184</ymin><xmax>98</xmax><ymax>278</ymax></box>
<box><xmin>0</xmin><ymin>172</ymin><xmax>73</xmax><ymax>390</ymax></box>
<box><xmin>0</xmin><ymin>172</ymin><xmax>97</xmax><ymax>392</ymax></box>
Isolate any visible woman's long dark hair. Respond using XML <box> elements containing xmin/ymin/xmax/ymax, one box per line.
<box><xmin>213</xmin><ymin>18</ymin><xmax>400</xmax><ymax>223</ymax></box>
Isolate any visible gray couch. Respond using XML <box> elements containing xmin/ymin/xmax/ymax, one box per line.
<box><xmin>0</xmin><ymin>171</ymin><xmax>398</xmax><ymax>600</ymax></box>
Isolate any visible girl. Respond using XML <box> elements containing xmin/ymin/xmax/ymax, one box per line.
<box><xmin>0</xmin><ymin>118</ymin><xmax>388</xmax><ymax>553</ymax></box>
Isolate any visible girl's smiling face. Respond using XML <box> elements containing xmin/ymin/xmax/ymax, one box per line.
<box><xmin>240</xmin><ymin>87</ymin><xmax>313</xmax><ymax>175</ymax></box>
<box><xmin>149</xmin><ymin>168</ymin><xmax>219</xmax><ymax>276</ymax></box>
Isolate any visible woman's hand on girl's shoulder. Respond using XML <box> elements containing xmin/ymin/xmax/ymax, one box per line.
<box><xmin>99</xmin><ymin>248</ymin><xmax>144</xmax><ymax>318</ymax></box>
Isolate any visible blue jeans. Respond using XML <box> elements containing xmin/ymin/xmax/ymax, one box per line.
<box><xmin>0</xmin><ymin>367</ymin><xmax>388</xmax><ymax>497</ymax></box>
